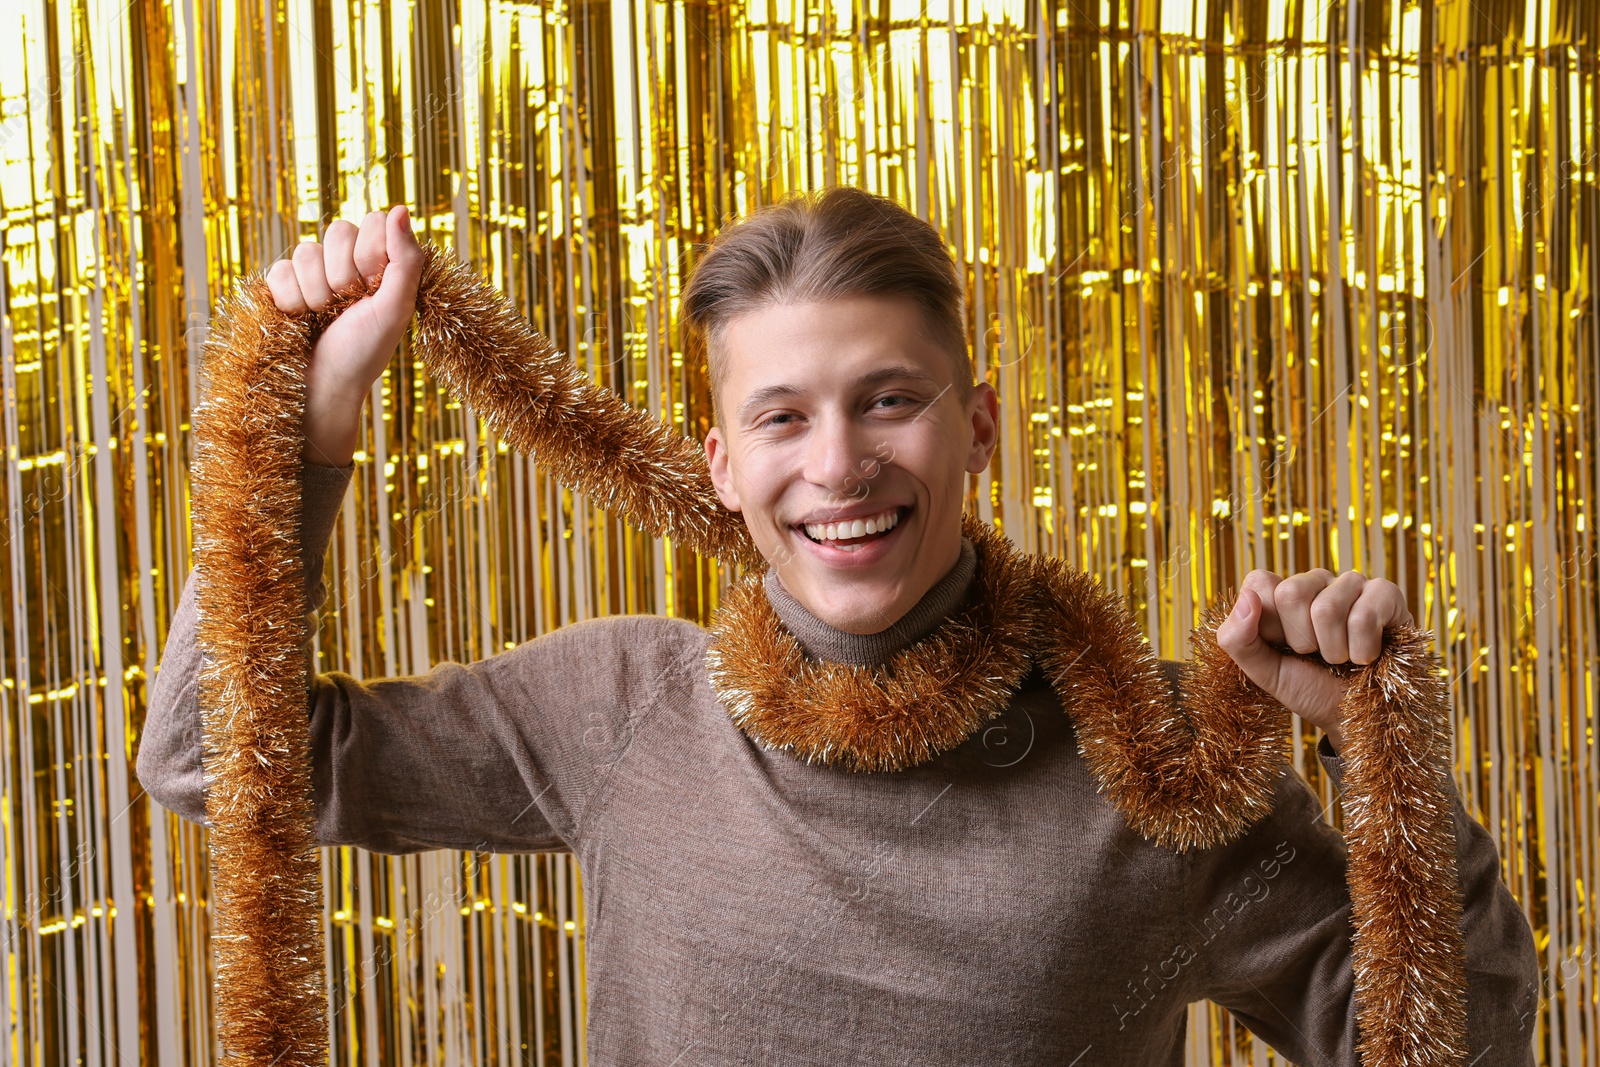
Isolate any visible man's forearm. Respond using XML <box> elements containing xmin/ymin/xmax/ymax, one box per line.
<box><xmin>302</xmin><ymin>373</ymin><xmax>368</xmax><ymax>468</ymax></box>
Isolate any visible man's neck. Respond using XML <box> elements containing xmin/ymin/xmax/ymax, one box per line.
<box><xmin>761</xmin><ymin>538</ymin><xmax>979</xmax><ymax>667</ymax></box>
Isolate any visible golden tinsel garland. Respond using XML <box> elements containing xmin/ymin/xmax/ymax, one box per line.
<box><xmin>193</xmin><ymin>239</ymin><xmax>1467</xmax><ymax>1067</ymax></box>
<box><xmin>705</xmin><ymin>511</ymin><xmax>1038</xmax><ymax>772</ymax></box>
<box><xmin>409</xmin><ymin>246</ymin><xmax>762</xmax><ymax>570</ymax></box>
<box><xmin>1031</xmin><ymin>557</ymin><xmax>1293</xmax><ymax>852</ymax></box>
<box><xmin>191</xmin><ymin>275</ymin><xmax>328</xmax><ymax>1064</ymax></box>
<box><xmin>1031</xmin><ymin>562</ymin><xmax>1468</xmax><ymax>1065</ymax></box>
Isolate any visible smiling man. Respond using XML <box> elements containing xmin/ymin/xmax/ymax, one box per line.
<box><xmin>138</xmin><ymin>186</ymin><xmax>1539</xmax><ymax>1064</ymax></box>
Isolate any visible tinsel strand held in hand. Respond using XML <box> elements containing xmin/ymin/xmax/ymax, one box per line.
<box><xmin>197</xmin><ymin>238</ymin><xmax>1466</xmax><ymax>1067</ymax></box>
<box><xmin>408</xmin><ymin>245</ymin><xmax>763</xmax><ymax>570</ymax></box>
<box><xmin>191</xmin><ymin>281</ymin><xmax>328</xmax><ymax>1063</ymax></box>
<box><xmin>1336</xmin><ymin>624</ymin><xmax>1469</xmax><ymax>1067</ymax></box>
<box><xmin>1032</xmin><ymin>569</ymin><xmax>1468</xmax><ymax>1065</ymax></box>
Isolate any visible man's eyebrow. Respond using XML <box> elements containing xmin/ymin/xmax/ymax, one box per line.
<box><xmin>736</xmin><ymin>364</ymin><xmax>941</xmax><ymax>423</ymax></box>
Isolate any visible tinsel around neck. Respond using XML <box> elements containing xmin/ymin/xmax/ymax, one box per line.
<box><xmin>705</xmin><ymin>512</ymin><xmax>1037</xmax><ymax>773</ymax></box>
<box><xmin>191</xmin><ymin>240</ymin><xmax>1470</xmax><ymax>1067</ymax></box>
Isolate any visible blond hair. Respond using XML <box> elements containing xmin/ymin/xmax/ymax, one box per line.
<box><xmin>680</xmin><ymin>185</ymin><xmax>974</xmax><ymax>421</ymax></box>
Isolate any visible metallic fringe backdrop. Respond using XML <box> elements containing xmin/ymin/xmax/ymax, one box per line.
<box><xmin>0</xmin><ymin>0</ymin><xmax>1593</xmax><ymax>1064</ymax></box>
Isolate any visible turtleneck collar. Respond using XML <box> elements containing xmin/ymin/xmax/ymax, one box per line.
<box><xmin>761</xmin><ymin>537</ymin><xmax>979</xmax><ymax>667</ymax></box>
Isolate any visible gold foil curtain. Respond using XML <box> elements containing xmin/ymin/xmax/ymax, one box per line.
<box><xmin>0</xmin><ymin>0</ymin><xmax>1593</xmax><ymax>1064</ymax></box>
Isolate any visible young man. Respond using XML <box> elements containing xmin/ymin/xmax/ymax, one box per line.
<box><xmin>139</xmin><ymin>187</ymin><xmax>1539</xmax><ymax>1064</ymax></box>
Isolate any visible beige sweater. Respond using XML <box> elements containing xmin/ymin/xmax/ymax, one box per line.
<box><xmin>137</xmin><ymin>461</ymin><xmax>1541</xmax><ymax>1065</ymax></box>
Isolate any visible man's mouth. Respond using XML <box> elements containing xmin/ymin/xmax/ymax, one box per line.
<box><xmin>794</xmin><ymin>505</ymin><xmax>909</xmax><ymax>549</ymax></box>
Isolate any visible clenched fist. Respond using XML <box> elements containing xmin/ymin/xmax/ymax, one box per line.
<box><xmin>1214</xmin><ymin>568</ymin><xmax>1415</xmax><ymax>756</ymax></box>
<box><xmin>265</xmin><ymin>205</ymin><xmax>424</xmax><ymax>467</ymax></box>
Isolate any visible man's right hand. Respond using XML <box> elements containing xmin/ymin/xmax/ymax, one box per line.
<box><xmin>265</xmin><ymin>205</ymin><xmax>424</xmax><ymax>467</ymax></box>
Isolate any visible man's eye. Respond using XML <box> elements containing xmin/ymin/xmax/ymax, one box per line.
<box><xmin>875</xmin><ymin>394</ymin><xmax>916</xmax><ymax>410</ymax></box>
<box><xmin>758</xmin><ymin>413</ymin><xmax>796</xmax><ymax>428</ymax></box>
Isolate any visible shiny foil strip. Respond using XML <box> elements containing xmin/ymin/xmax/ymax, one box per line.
<box><xmin>0</xmin><ymin>0</ymin><xmax>1594</xmax><ymax>1064</ymax></box>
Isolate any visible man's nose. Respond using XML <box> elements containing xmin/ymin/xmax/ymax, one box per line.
<box><xmin>801</xmin><ymin>418</ymin><xmax>880</xmax><ymax>501</ymax></box>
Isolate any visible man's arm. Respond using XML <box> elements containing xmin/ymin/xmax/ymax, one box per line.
<box><xmin>136</xmin><ymin>461</ymin><xmax>661</xmax><ymax>855</ymax></box>
<box><xmin>1162</xmin><ymin>660</ymin><xmax>1541</xmax><ymax>1064</ymax></box>
<box><xmin>137</xmin><ymin>460</ymin><xmax>355</xmax><ymax>824</ymax></box>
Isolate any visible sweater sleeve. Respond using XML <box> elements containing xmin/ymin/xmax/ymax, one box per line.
<box><xmin>137</xmin><ymin>461</ymin><xmax>354</xmax><ymax>824</ymax></box>
<box><xmin>1168</xmin><ymin>654</ymin><xmax>1540</xmax><ymax>1064</ymax></box>
<box><xmin>136</xmin><ymin>461</ymin><xmax>667</xmax><ymax>856</ymax></box>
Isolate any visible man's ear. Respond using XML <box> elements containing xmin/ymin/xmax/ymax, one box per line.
<box><xmin>964</xmin><ymin>382</ymin><xmax>1001</xmax><ymax>475</ymax></box>
<box><xmin>705</xmin><ymin>427</ymin><xmax>743</xmax><ymax>512</ymax></box>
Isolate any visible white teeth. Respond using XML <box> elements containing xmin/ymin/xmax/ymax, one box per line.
<box><xmin>802</xmin><ymin>507</ymin><xmax>901</xmax><ymax>542</ymax></box>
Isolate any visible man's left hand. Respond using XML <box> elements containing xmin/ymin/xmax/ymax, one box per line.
<box><xmin>1213</xmin><ymin>568</ymin><xmax>1414</xmax><ymax>756</ymax></box>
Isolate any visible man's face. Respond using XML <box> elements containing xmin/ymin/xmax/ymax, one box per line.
<box><xmin>704</xmin><ymin>294</ymin><xmax>999</xmax><ymax>635</ymax></box>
